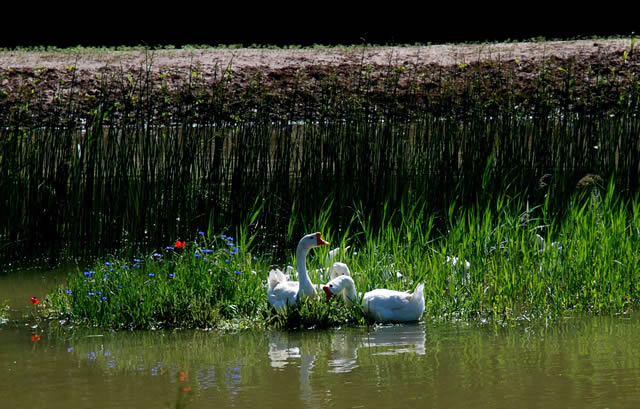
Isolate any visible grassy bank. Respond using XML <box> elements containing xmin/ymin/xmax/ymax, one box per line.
<box><xmin>1</xmin><ymin>40</ymin><xmax>639</xmax><ymax>266</ymax></box>
<box><xmin>4</xmin><ymin>40</ymin><xmax>640</xmax><ymax>329</ymax></box>
<box><xmin>43</xmin><ymin>182</ymin><xmax>640</xmax><ymax>329</ymax></box>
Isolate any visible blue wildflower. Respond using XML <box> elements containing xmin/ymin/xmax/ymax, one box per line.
<box><xmin>252</xmin><ymin>256</ymin><xmax>258</xmax><ymax>261</ymax></box>
<box><xmin>105</xmin><ymin>261</ymin><xmax>112</xmax><ymax>266</ymax></box>
<box><xmin>65</xmin><ymin>289</ymin><xmax>72</xmax><ymax>294</ymax></box>
<box><xmin>198</xmin><ymin>231</ymin><xmax>205</xmax><ymax>236</ymax></box>
<box><xmin>169</xmin><ymin>273</ymin><xmax>175</xmax><ymax>278</ymax></box>
<box><xmin>133</xmin><ymin>258</ymin><xmax>141</xmax><ymax>262</ymax></box>
<box><xmin>133</xmin><ymin>263</ymin><xmax>141</xmax><ymax>268</ymax></box>
<box><xmin>88</xmin><ymin>292</ymin><xmax>96</xmax><ymax>296</ymax></box>
<box><xmin>101</xmin><ymin>296</ymin><xmax>107</xmax><ymax>301</ymax></box>
<box><xmin>166</xmin><ymin>246</ymin><xmax>175</xmax><ymax>250</ymax></box>
<box><xmin>225</xmin><ymin>258</ymin><xmax>230</xmax><ymax>263</ymax></box>
<box><xmin>117</xmin><ymin>285</ymin><xmax>123</xmax><ymax>289</ymax></box>
<box><xmin>220</xmin><ymin>234</ymin><xmax>227</xmax><ymax>239</ymax></box>
<box><xmin>83</xmin><ymin>271</ymin><xmax>91</xmax><ymax>277</ymax></box>
<box><xmin>153</xmin><ymin>252</ymin><xmax>162</xmax><ymax>257</ymax></box>
<box><xmin>96</xmin><ymin>291</ymin><xmax>102</xmax><ymax>295</ymax></box>
<box><xmin>194</xmin><ymin>253</ymin><xmax>202</xmax><ymax>258</ymax></box>
<box><xmin>234</xmin><ymin>270</ymin><xmax>241</xmax><ymax>275</ymax></box>
<box><xmin>201</xmin><ymin>249</ymin><xmax>213</xmax><ymax>253</ymax></box>
<box><xmin>103</xmin><ymin>273</ymin><xmax>108</xmax><ymax>279</ymax></box>
<box><xmin>148</xmin><ymin>273</ymin><xmax>155</xmax><ymax>277</ymax></box>
<box><xmin>109</xmin><ymin>268</ymin><xmax>115</xmax><ymax>272</ymax></box>
<box><xmin>122</xmin><ymin>265</ymin><xmax>129</xmax><ymax>269</ymax></box>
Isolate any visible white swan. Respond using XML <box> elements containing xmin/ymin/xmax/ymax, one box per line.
<box><xmin>268</xmin><ymin>232</ymin><xmax>329</xmax><ymax>312</ymax></box>
<box><xmin>446</xmin><ymin>256</ymin><xmax>470</xmax><ymax>272</ymax></box>
<box><xmin>322</xmin><ymin>275</ymin><xmax>425</xmax><ymax>323</ymax></box>
<box><xmin>533</xmin><ymin>233</ymin><xmax>564</xmax><ymax>254</ymax></box>
<box><xmin>329</xmin><ymin>261</ymin><xmax>351</xmax><ymax>280</ymax></box>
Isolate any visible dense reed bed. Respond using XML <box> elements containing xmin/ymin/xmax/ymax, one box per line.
<box><xmin>43</xmin><ymin>183</ymin><xmax>640</xmax><ymax>329</ymax></box>
<box><xmin>1</xmin><ymin>41</ymin><xmax>639</xmax><ymax>268</ymax></box>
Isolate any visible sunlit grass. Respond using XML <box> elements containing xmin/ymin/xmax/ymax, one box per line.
<box><xmin>45</xmin><ymin>181</ymin><xmax>640</xmax><ymax>330</ymax></box>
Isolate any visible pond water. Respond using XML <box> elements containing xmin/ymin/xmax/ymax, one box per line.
<box><xmin>2</xmin><ymin>269</ymin><xmax>640</xmax><ymax>408</ymax></box>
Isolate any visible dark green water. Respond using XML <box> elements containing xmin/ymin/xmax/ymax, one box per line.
<box><xmin>2</xmin><ymin>269</ymin><xmax>640</xmax><ymax>408</ymax></box>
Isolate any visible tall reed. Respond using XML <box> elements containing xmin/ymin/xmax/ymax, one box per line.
<box><xmin>1</xmin><ymin>45</ymin><xmax>639</xmax><ymax>266</ymax></box>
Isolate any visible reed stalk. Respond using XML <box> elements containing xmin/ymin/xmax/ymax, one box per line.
<box><xmin>1</xmin><ymin>46</ymin><xmax>639</xmax><ymax>268</ymax></box>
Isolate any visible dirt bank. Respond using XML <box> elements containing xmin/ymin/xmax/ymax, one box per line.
<box><xmin>1</xmin><ymin>39</ymin><xmax>638</xmax><ymax>121</ymax></box>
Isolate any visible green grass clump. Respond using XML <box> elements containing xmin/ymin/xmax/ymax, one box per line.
<box><xmin>44</xmin><ymin>181</ymin><xmax>640</xmax><ymax>330</ymax></box>
<box><xmin>46</xmin><ymin>233</ymin><xmax>267</xmax><ymax>329</ymax></box>
<box><xmin>45</xmin><ymin>230</ymin><xmax>363</xmax><ymax>330</ymax></box>
<box><xmin>410</xmin><ymin>181</ymin><xmax>640</xmax><ymax>323</ymax></box>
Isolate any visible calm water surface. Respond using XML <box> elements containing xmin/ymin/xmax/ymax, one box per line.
<box><xmin>2</xmin><ymin>269</ymin><xmax>640</xmax><ymax>408</ymax></box>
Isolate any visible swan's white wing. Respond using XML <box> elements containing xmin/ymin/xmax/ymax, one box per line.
<box><xmin>268</xmin><ymin>269</ymin><xmax>286</xmax><ymax>291</ymax></box>
<box><xmin>363</xmin><ymin>287</ymin><xmax>424</xmax><ymax>322</ymax></box>
<box><xmin>268</xmin><ymin>269</ymin><xmax>298</xmax><ymax>311</ymax></box>
<box><xmin>364</xmin><ymin>289</ymin><xmax>413</xmax><ymax>310</ymax></box>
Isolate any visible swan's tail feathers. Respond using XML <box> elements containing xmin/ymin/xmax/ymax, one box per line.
<box><xmin>268</xmin><ymin>269</ymin><xmax>287</xmax><ymax>291</ymax></box>
<box><xmin>411</xmin><ymin>283</ymin><xmax>425</xmax><ymax>301</ymax></box>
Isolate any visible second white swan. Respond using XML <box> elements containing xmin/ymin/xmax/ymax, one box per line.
<box><xmin>322</xmin><ymin>275</ymin><xmax>425</xmax><ymax>323</ymax></box>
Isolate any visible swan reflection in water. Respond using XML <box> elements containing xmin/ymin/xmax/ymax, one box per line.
<box><xmin>328</xmin><ymin>324</ymin><xmax>426</xmax><ymax>373</ymax></box>
<box><xmin>268</xmin><ymin>331</ymin><xmax>320</xmax><ymax>404</ymax></box>
<box><xmin>268</xmin><ymin>324</ymin><xmax>426</xmax><ymax>375</ymax></box>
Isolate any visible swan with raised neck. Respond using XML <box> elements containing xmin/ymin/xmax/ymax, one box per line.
<box><xmin>268</xmin><ymin>232</ymin><xmax>329</xmax><ymax>311</ymax></box>
<box><xmin>295</xmin><ymin>232</ymin><xmax>329</xmax><ymax>299</ymax></box>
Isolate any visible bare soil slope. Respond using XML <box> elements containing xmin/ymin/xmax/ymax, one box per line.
<box><xmin>1</xmin><ymin>39</ymin><xmax>637</xmax><ymax>119</ymax></box>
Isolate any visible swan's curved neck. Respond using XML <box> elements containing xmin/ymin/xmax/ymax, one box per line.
<box><xmin>296</xmin><ymin>244</ymin><xmax>314</xmax><ymax>294</ymax></box>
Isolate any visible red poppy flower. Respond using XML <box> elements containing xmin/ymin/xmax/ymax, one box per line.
<box><xmin>31</xmin><ymin>334</ymin><xmax>41</xmax><ymax>342</ymax></box>
<box><xmin>174</xmin><ymin>240</ymin><xmax>186</xmax><ymax>249</ymax></box>
<box><xmin>30</xmin><ymin>297</ymin><xmax>40</xmax><ymax>305</ymax></box>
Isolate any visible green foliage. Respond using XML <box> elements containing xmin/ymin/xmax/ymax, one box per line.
<box><xmin>2</xmin><ymin>40</ymin><xmax>640</xmax><ymax>266</ymax></box>
<box><xmin>267</xmin><ymin>297</ymin><xmax>365</xmax><ymax>330</ymax></box>
<box><xmin>46</xmin><ymin>233</ymin><xmax>267</xmax><ymax>329</ymax></box>
<box><xmin>44</xmin><ymin>183</ymin><xmax>640</xmax><ymax>330</ymax></box>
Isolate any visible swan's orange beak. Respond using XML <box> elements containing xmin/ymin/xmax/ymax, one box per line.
<box><xmin>322</xmin><ymin>285</ymin><xmax>334</xmax><ymax>301</ymax></box>
<box><xmin>315</xmin><ymin>232</ymin><xmax>329</xmax><ymax>246</ymax></box>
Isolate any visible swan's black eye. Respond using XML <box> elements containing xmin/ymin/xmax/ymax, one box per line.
<box><xmin>329</xmin><ymin>284</ymin><xmax>333</xmax><ymax>288</ymax></box>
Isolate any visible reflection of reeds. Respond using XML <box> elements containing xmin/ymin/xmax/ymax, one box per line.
<box><xmin>1</xmin><ymin>48</ymin><xmax>639</xmax><ymax>264</ymax></box>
